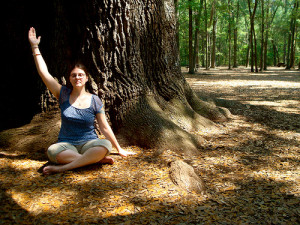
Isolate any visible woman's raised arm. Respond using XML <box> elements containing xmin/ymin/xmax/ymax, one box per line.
<box><xmin>28</xmin><ymin>27</ymin><xmax>61</xmax><ymax>99</ymax></box>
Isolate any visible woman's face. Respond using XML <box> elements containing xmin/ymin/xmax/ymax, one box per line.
<box><xmin>69</xmin><ymin>67</ymin><xmax>88</xmax><ymax>88</ymax></box>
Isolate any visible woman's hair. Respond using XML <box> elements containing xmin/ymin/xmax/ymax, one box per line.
<box><xmin>66</xmin><ymin>62</ymin><xmax>94</xmax><ymax>93</ymax></box>
<box><xmin>68</xmin><ymin>62</ymin><xmax>90</xmax><ymax>78</ymax></box>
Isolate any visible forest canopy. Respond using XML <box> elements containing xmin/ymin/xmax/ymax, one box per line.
<box><xmin>177</xmin><ymin>0</ymin><xmax>299</xmax><ymax>71</ymax></box>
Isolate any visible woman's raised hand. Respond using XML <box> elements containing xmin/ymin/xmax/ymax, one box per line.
<box><xmin>28</xmin><ymin>27</ymin><xmax>41</xmax><ymax>47</ymax></box>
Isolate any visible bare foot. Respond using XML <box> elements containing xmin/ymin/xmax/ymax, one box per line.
<box><xmin>42</xmin><ymin>165</ymin><xmax>64</xmax><ymax>175</ymax></box>
<box><xmin>98</xmin><ymin>156</ymin><xmax>114</xmax><ymax>165</ymax></box>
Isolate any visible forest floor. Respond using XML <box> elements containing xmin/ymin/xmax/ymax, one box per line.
<box><xmin>0</xmin><ymin>67</ymin><xmax>299</xmax><ymax>224</ymax></box>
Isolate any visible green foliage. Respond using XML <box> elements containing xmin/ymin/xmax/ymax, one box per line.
<box><xmin>178</xmin><ymin>0</ymin><xmax>299</xmax><ymax>68</ymax></box>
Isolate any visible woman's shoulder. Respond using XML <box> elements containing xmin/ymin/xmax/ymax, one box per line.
<box><xmin>59</xmin><ymin>86</ymin><xmax>72</xmax><ymax>104</ymax></box>
<box><xmin>61</xmin><ymin>85</ymin><xmax>72</xmax><ymax>93</ymax></box>
<box><xmin>92</xmin><ymin>94</ymin><xmax>102</xmax><ymax>104</ymax></box>
<box><xmin>91</xmin><ymin>94</ymin><xmax>104</xmax><ymax>113</ymax></box>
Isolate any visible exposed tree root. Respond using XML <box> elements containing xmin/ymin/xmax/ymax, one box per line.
<box><xmin>118</xmin><ymin>93</ymin><xmax>226</xmax><ymax>155</ymax></box>
<box><xmin>184</xmin><ymin>84</ymin><xmax>231</xmax><ymax>122</ymax></box>
<box><xmin>0</xmin><ymin>110</ymin><xmax>60</xmax><ymax>156</ymax></box>
<box><xmin>169</xmin><ymin>160</ymin><xmax>206</xmax><ymax>194</ymax></box>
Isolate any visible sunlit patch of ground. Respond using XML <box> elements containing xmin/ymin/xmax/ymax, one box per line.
<box><xmin>0</xmin><ymin>67</ymin><xmax>299</xmax><ymax>224</ymax></box>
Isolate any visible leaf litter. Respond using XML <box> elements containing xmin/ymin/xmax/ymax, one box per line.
<box><xmin>0</xmin><ymin>67</ymin><xmax>299</xmax><ymax>224</ymax></box>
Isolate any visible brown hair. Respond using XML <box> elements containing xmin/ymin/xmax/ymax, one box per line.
<box><xmin>68</xmin><ymin>62</ymin><xmax>90</xmax><ymax>78</ymax></box>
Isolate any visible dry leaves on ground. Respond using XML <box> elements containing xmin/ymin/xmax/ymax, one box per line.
<box><xmin>0</xmin><ymin>67</ymin><xmax>299</xmax><ymax>224</ymax></box>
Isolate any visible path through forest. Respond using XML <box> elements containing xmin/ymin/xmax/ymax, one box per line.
<box><xmin>0</xmin><ymin>67</ymin><xmax>299</xmax><ymax>224</ymax></box>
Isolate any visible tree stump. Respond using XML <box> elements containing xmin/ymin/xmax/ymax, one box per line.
<box><xmin>169</xmin><ymin>160</ymin><xmax>206</xmax><ymax>194</ymax></box>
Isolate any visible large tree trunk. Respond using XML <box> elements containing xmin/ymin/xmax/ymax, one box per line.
<box><xmin>3</xmin><ymin>0</ymin><xmax>230</xmax><ymax>154</ymax></box>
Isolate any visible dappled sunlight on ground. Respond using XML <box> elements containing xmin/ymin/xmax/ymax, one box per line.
<box><xmin>185</xmin><ymin>67</ymin><xmax>300</xmax><ymax>115</ymax></box>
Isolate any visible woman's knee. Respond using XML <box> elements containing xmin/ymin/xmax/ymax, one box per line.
<box><xmin>81</xmin><ymin>139</ymin><xmax>112</xmax><ymax>156</ymax></box>
<box><xmin>86</xmin><ymin>146</ymin><xmax>108</xmax><ymax>156</ymax></box>
<box><xmin>47</xmin><ymin>142</ymin><xmax>77</xmax><ymax>163</ymax></box>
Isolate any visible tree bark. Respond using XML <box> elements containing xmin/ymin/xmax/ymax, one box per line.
<box><xmin>260</xmin><ymin>0</ymin><xmax>264</xmax><ymax>71</ymax></box>
<box><xmin>169</xmin><ymin>160</ymin><xmax>206</xmax><ymax>194</ymax></box>
<box><xmin>228</xmin><ymin>0</ymin><xmax>232</xmax><ymax>70</ymax></box>
<box><xmin>233</xmin><ymin>2</ymin><xmax>239</xmax><ymax>68</ymax></box>
<box><xmin>253</xmin><ymin>25</ymin><xmax>258</xmax><ymax>72</ymax></box>
<box><xmin>211</xmin><ymin>11</ymin><xmax>217</xmax><ymax>68</ymax></box>
<box><xmin>204</xmin><ymin>0</ymin><xmax>209</xmax><ymax>70</ymax></box>
<box><xmin>188</xmin><ymin>0</ymin><xmax>194</xmax><ymax>74</ymax></box>
<box><xmin>286</xmin><ymin>0</ymin><xmax>298</xmax><ymax>69</ymax></box>
<box><xmin>247</xmin><ymin>0</ymin><xmax>258</xmax><ymax>72</ymax></box>
<box><xmin>272</xmin><ymin>40</ymin><xmax>278</xmax><ymax>66</ymax></box>
<box><xmin>193</xmin><ymin>0</ymin><xmax>204</xmax><ymax>71</ymax></box>
<box><xmin>4</xmin><ymin>0</ymin><xmax>230</xmax><ymax>154</ymax></box>
<box><xmin>244</xmin><ymin>15</ymin><xmax>250</xmax><ymax>67</ymax></box>
<box><xmin>263</xmin><ymin>1</ymin><xmax>269</xmax><ymax>70</ymax></box>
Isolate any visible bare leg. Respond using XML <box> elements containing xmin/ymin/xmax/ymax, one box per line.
<box><xmin>56</xmin><ymin>150</ymin><xmax>81</xmax><ymax>164</ymax></box>
<box><xmin>55</xmin><ymin>150</ymin><xmax>113</xmax><ymax>165</ymax></box>
<box><xmin>43</xmin><ymin>147</ymin><xmax>109</xmax><ymax>175</ymax></box>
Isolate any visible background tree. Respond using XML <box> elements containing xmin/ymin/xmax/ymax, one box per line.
<box><xmin>248</xmin><ymin>0</ymin><xmax>259</xmax><ymax>72</ymax></box>
<box><xmin>286</xmin><ymin>0</ymin><xmax>299</xmax><ymax>69</ymax></box>
<box><xmin>193</xmin><ymin>0</ymin><xmax>204</xmax><ymax>71</ymax></box>
<box><xmin>260</xmin><ymin>0</ymin><xmax>265</xmax><ymax>71</ymax></box>
<box><xmin>211</xmin><ymin>0</ymin><xmax>217</xmax><ymax>68</ymax></box>
<box><xmin>233</xmin><ymin>1</ymin><xmax>240</xmax><ymax>68</ymax></box>
<box><xmin>228</xmin><ymin>0</ymin><xmax>232</xmax><ymax>70</ymax></box>
<box><xmin>188</xmin><ymin>0</ymin><xmax>194</xmax><ymax>73</ymax></box>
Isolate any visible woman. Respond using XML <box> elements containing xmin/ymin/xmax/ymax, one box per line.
<box><xmin>28</xmin><ymin>27</ymin><xmax>135</xmax><ymax>175</ymax></box>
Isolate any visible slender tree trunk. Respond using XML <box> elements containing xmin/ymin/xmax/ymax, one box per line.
<box><xmin>201</xmin><ymin>31</ymin><xmax>205</xmax><ymax>67</ymax></box>
<box><xmin>188</xmin><ymin>0</ymin><xmax>194</xmax><ymax>74</ymax></box>
<box><xmin>228</xmin><ymin>0</ymin><xmax>232</xmax><ymax>70</ymax></box>
<box><xmin>244</xmin><ymin>16</ymin><xmax>250</xmax><ymax>67</ymax></box>
<box><xmin>174</xmin><ymin>0</ymin><xmax>180</xmax><ymax>56</ymax></box>
<box><xmin>248</xmin><ymin>0</ymin><xmax>258</xmax><ymax>72</ymax></box>
<box><xmin>289</xmin><ymin>1</ymin><xmax>298</xmax><ymax>69</ymax></box>
<box><xmin>263</xmin><ymin>1</ymin><xmax>269</xmax><ymax>70</ymax></box>
<box><xmin>249</xmin><ymin>25</ymin><xmax>254</xmax><ymax>72</ymax></box>
<box><xmin>233</xmin><ymin>2</ymin><xmax>239</xmax><ymax>68</ymax></box>
<box><xmin>204</xmin><ymin>0</ymin><xmax>209</xmax><ymax>70</ymax></box>
<box><xmin>260</xmin><ymin>0</ymin><xmax>264</xmax><ymax>71</ymax></box>
<box><xmin>253</xmin><ymin>26</ymin><xmax>258</xmax><ymax>72</ymax></box>
<box><xmin>272</xmin><ymin>40</ymin><xmax>277</xmax><ymax>66</ymax></box>
<box><xmin>193</xmin><ymin>0</ymin><xmax>204</xmax><ymax>71</ymax></box>
<box><xmin>283</xmin><ymin>0</ymin><xmax>288</xmax><ymax>64</ymax></box>
<box><xmin>211</xmin><ymin>14</ymin><xmax>217</xmax><ymax>68</ymax></box>
<box><xmin>246</xmin><ymin>44</ymin><xmax>250</xmax><ymax>67</ymax></box>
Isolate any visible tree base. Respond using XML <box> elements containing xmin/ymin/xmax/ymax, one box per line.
<box><xmin>118</xmin><ymin>90</ymin><xmax>230</xmax><ymax>155</ymax></box>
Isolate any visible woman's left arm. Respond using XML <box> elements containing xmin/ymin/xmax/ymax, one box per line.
<box><xmin>96</xmin><ymin>113</ymin><xmax>136</xmax><ymax>157</ymax></box>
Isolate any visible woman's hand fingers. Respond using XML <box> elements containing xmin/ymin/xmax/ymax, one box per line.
<box><xmin>28</xmin><ymin>27</ymin><xmax>40</xmax><ymax>46</ymax></box>
<box><xmin>118</xmin><ymin>149</ymin><xmax>136</xmax><ymax>157</ymax></box>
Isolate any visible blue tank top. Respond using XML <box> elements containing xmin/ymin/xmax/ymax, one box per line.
<box><xmin>57</xmin><ymin>86</ymin><xmax>104</xmax><ymax>145</ymax></box>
